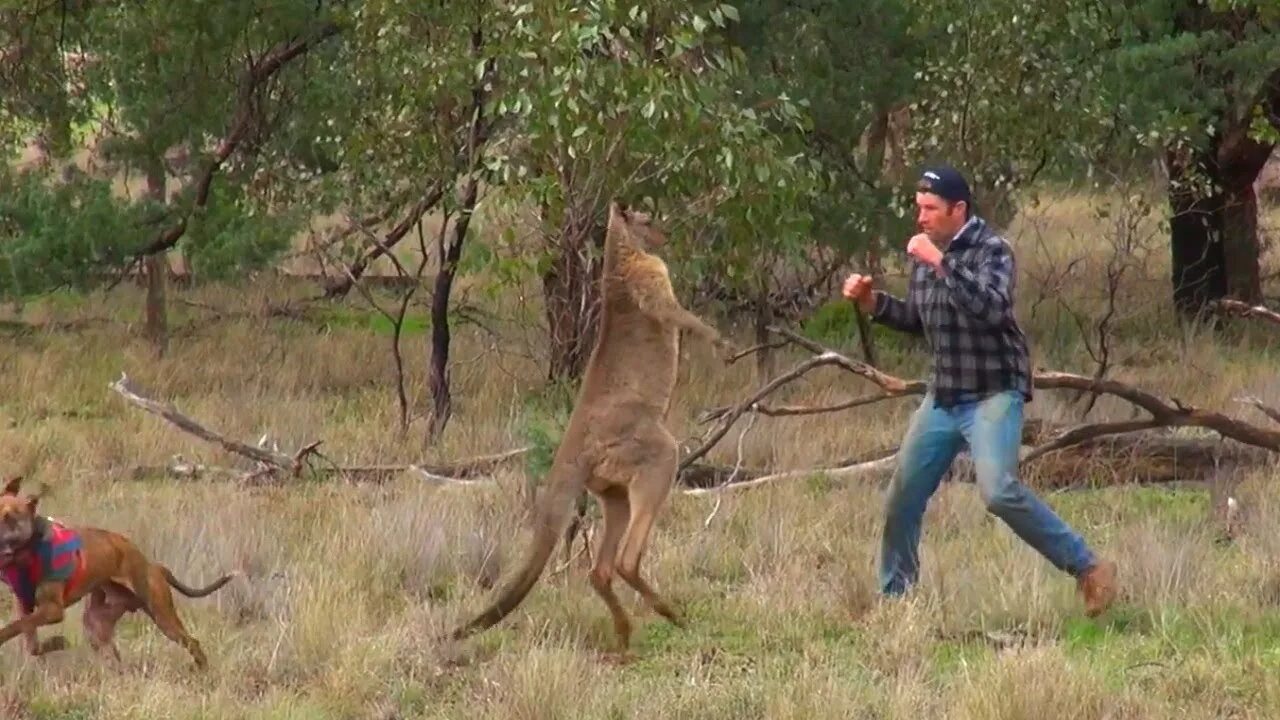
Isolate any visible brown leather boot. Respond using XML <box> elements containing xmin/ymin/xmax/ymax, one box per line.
<box><xmin>1077</xmin><ymin>559</ymin><xmax>1117</xmax><ymax>617</ymax></box>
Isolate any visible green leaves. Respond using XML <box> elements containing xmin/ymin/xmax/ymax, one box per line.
<box><xmin>0</xmin><ymin>171</ymin><xmax>143</xmax><ymax>298</ymax></box>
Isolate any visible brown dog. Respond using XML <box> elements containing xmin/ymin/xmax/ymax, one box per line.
<box><xmin>0</xmin><ymin>476</ymin><xmax>237</xmax><ymax>669</ymax></box>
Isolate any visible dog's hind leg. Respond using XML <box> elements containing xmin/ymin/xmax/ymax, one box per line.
<box><xmin>83</xmin><ymin>585</ymin><xmax>133</xmax><ymax>665</ymax></box>
<box><xmin>139</xmin><ymin>565</ymin><xmax>208</xmax><ymax>670</ymax></box>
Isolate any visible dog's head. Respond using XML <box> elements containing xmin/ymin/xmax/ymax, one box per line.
<box><xmin>0</xmin><ymin>476</ymin><xmax>40</xmax><ymax>567</ymax></box>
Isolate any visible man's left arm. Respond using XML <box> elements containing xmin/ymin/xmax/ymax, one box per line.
<box><xmin>940</xmin><ymin>239</ymin><xmax>1014</xmax><ymax>328</ymax></box>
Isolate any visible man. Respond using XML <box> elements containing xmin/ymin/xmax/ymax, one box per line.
<box><xmin>842</xmin><ymin>164</ymin><xmax>1117</xmax><ymax>617</ymax></box>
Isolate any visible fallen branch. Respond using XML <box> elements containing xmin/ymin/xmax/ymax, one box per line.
<box><xmin>110</xmin><ymin>372</ymin><xmax>317</xmax><ymax>476</ymax></box>
<box><xmin>1214</xmin><ymin>298</ymin><xmax>1280</xmax><ymax>327</ymax></box>
<box><xmin>679</xmin><ymin>335</ymin><xmax>922</xmax><ymax>471</ymax></box>
<box><xmin>109</xmin><ymin>371</ymin><xmax>527</xmax><ymax>483</ymax></box>
<box><xmin>681</xmin><ymin>326</ymin><xmax>1280</xmax><ymax>489</ymax></box>
<box><xmin>697</xmin><ymin>390</ymin><xmax>914</xmax><ymax>423</ymax></box>
<box><xmin>682</xmin><ymin>431</ymin><xmax>1269</xmax><ymax>495</ymax></box>
<box><xmin>315</xmin><ymin>448</ymin><xmax>531</xmax><ymax>484</ymax></box>
<box><xmin>1237</xmin><ymin>395</ymin><xmax>1280</xmax><ymax>427</ymax></box>
<box><xmin>1032</xmin><ymin>371</ymin><xmax>1280</xmax><ymax>453</ymax></box>
<box><xmin>684</xmin><ymin>450</ymin><xmax>899</xmax><ymax>495</ymax></box>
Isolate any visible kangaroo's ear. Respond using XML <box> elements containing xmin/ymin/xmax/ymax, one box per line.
<box><xmin>2</xmin><ymin>476</ymin><xmax>22</xmax><ymax>496</ymax></box>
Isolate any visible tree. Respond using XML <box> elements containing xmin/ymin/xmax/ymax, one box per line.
<box><xmin>0</xmin><ymin>1</ymin><xmax>343</xmax><ymax>341</ymax></box>
<box><xmin>475</xmin><ymin>1</ymin><xmax>822</xmax><ymax>381</ymax></box>
<box><xmin>888</xmin><ymin>0</ymin><xmax>1279</xmax><ymax>319</ymax></box>
<box><xmin>1102</xmin><ymin>1</ymin><xmax>1280</xmax><ymax>317</ymax></box>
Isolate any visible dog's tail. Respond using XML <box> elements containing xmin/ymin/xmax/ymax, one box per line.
<box><xmin>447</xmin><ymin>454</ymin><xmax>591</xmax><ymax>641</ymax></box>
<box><xmin>162</xmin><ymin>568</ymin><xmax>240</xmax><ymax>598</ymax></box>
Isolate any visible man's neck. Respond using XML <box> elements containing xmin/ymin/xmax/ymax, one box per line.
<box><xmin>943</xmin><ymin>216</ymin><xmax>979</xmax><ymax>249</ymax></box>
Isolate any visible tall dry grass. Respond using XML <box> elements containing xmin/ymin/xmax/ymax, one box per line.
<box><xmin>0</xmin><ymin>189</ymin><xmax>1278</xmax><ymax>718</ymax></box>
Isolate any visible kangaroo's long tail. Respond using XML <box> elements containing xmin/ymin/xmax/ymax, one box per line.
<box><xmin>447</xmin><ymin>456</ymin><xmax>591</xmax><ymax>641</ymax></box>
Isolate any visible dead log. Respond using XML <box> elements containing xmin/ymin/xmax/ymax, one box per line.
<box><xmin>1031</xmin><ymin>371</ymin><xmax>1280</xmax><ymax>453</ymax></box>
<box><xmin>110</xmin><ymin>372</ymin><xmax>317</xmax><ymax>475</ymax></box>
<box><xmin>109</xmin><ymin>371</ymin><xmax>527</xmax><ymax>483</ymax></box>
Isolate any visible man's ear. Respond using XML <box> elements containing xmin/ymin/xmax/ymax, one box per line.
<box><xmin>2</xmin><ymin>476</ymin><xmax>22</xmax><ymax>496</ymax></box>
<box><xmin>26</xmin><ymin>492</ymin><xmax>40</xmax><ymax>513</ymax></box>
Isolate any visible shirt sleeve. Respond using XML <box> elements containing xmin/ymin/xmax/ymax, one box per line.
<box><xmin>941</xmin><ymin>238</ymin><xmax>1015</xmax><ymax>328</ymax></box>
<box><xmin>870</xmin><ymin>287</ymin><xmax>923</xmax><ymax>335</ymax></box>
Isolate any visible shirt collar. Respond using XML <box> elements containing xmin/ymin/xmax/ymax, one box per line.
<box><xmin>948</xmin><ymin>215</ymin><xmax>985</xmax><ymax>251</ymax></box>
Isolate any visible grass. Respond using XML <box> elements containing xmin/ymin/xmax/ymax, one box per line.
<box><xmin>1</xmin><ymin>188</ymin><xmax>1280</xmax><ymax>718</ymax></box>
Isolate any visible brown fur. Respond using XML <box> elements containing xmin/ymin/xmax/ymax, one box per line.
<box><xmin>448</xmin><ymin>200</ymin><xmax>733</xmax><ymax>654</ymax></box>
<box><xmin>0</xmin><ymin>476</ymin><xmax>237</xmax><ymax>669</ymax></box>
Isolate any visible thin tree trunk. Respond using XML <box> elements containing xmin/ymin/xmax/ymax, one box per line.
<box><xmin>1166</xmin><ymin>147</ymin><xmax>1227</xmax><ymax>321</ymax></box>
<box><xmin>542</xmin><ymin>210</ymin><xmax>604</xmax><ymax>382</ymax></box>
<box><xmin>426</xmin><ymin>26</ymin><xmax>490</xmax><ymax>443</ymax></box>
<box><xmin>143</xmin><ymin>156</ymin><xmax>168</xmax><ymax>356</ymax></box>
<box><xmin>427</xmin><ymin>177</ymin><xmax>478</xmax><ymax>443</ymax></box>
<box><xmin>754</xmin><ymin>265</ymin><xmax>775</xmax><ymax>384</ymax></box>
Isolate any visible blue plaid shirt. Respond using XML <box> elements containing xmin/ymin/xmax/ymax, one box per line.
<box><xmin>870</xmin><ymin>216</ymin><xmax>1032</xmax><ymax>407</ymax></box>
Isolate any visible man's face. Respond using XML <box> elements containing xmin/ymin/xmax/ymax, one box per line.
<box><xmin>915</xmin><ymin>191</ymin><xmax>966</xmax><ymax>244</ymax></box>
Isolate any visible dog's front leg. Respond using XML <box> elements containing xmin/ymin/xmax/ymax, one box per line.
<box><xmin>0</xmin><ymin>584</ymin><xmax>66</xmax><ymax>649</ymax></box>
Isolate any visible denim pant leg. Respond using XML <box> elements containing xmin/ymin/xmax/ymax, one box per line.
<box><xmin>961</xmin><ymin>391</ymin><xmax>1096</xmax><ymax>577</ymax></box>
<box><xmin>879</xmin><ymin>395</ymin><xmax>964</xmax><ymax>596</ymax></box>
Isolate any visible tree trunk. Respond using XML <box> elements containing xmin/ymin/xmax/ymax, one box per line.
<box><xmin>753</xmin><ymin>266</ymin><xmax>775</xmax><ymax>384</ymax></box>
<box><xmin>143</xmin><ymin>156</ymin><xmax>168</xmax><ymax>356</ymax></box>
<box><xmin>542</xmin><ymin>207</ymin><xmax>604</xmax><ymax>382</ymax></box>
<box><xmin>1166</xmin><ymin>130</ymin><xmax>1273</xmax><ymax>320</ymax></box>
<box><xmin>1167</xmin><ymin>147</ymin><xmax>1227</xmax><ymax>320</ymax></box>
<box><xmin>426</xmin><ymin>177</ymin><xmax>479</xmax><ymax>443</ymax></box>
<box><xmin>1220</xmin><ymin>180</ymin><xmax>1262</xmax><ymax>304</ymax></box>
<box><xmin>426</xmin><ymin>25</ymin><xmax>490</xmax><ymax>442</ymax></box>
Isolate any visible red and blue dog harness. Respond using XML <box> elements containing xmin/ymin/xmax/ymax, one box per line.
<box><xmin>1</xmin><ymin>520</ymin><xmax>86</xmax><ymax>615</ymax></box>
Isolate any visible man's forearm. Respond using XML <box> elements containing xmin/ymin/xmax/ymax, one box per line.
<box><xmin>870</xmin><ymin>291</ymin><xmax>923</xmax><ymax>335</ymax></box>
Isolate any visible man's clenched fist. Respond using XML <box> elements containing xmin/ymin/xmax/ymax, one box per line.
<box><xmin>842</xmin><ymin>273</ymin><xmax>876</xmax><ymax>313</ymax></box>
<box><xmin>906</xmin><ymin>233</ymin><xmax>944</xmax><ymax>269</ymax></box>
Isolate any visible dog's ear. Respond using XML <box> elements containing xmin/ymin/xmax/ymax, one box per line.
<box><xmin>2</xmin><ymin>476</ymin><xmax>22</xmax><ymax>496</ymax></box>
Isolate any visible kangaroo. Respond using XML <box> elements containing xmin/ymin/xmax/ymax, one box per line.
<box><xmin>448</xmin><ymin>200</ymin><xmax>734</xmax><ymax>655</ymax></box>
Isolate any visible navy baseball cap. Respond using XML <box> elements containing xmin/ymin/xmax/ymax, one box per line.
<box><xmin>916</xmin><ymin>165</ymin><xmax>972</xmax><ymax>205</ymax></box>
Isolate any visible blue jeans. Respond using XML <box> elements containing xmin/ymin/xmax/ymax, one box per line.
<box><xmin>879</xmin><ymin>390</ymin><xmax>1096</xmax><ymax>596</ymax></box>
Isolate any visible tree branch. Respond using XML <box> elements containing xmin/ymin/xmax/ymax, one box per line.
<box><xmin>1236</xmin><ymin>395</ymin><xmax>1280</xmax><ymax>427</ymax></box>
<box><xmin>697</xmin><ymin>390</ymin><xmax>914</xmax><ymax>423</ymax></box>
<box><xmin>319</xmin><ymin>183</ymin><xmax>445</xmax><ymax>299</ymax></box>
<box><xmin>134</xmin><ymin>21</ymin><xmax>343</xmax><ymax>259</ymax></box>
